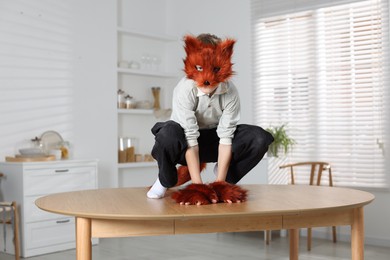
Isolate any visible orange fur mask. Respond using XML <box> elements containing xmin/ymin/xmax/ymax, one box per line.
<box><xmin>183</xmin><ymin>35</ymin><xmax>235</xmax><ymax>87</ymax></box>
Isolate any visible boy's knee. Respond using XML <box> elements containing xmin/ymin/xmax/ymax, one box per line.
<box><xmin>156</xmin><ymin>121</ymin><xmax>182</xmax><ymax>138</ymax></box>
<box><xmin>252</xmin><ymin>126</ymin><xmax>274</xmax><ymax>147</ymax></box>
<box><xmin>155</xmin><ymin>121</ymin><xmax>186</xmax><ymax>146</ymax></box>
<box><xmin>236</xmin><ymin>125</ymin><xmax>274</xmax><ymax>150</ymax></box>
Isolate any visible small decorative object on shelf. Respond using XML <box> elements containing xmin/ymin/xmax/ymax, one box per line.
<box><xmin>118</xmin><ymin>60</ymin><xmax>129</xmax><ymax>68</ymax></box>
<box><xmin>135</xmin><ymin>154</ymin><xmax>143</xmax><ymax>162</ymax></box>
<box><xmin>116</xmin><ymin>153</ymin><xmax>156</xmax><ymax>169</ymax></box>
<box><xmin>141</xmin><ymin>53</ymin><xmax>162</xmax><ymax>71</ymax></box>
<box><xmin>117</xmin><ymin>89</ymin><xmax>126</xmax><ymax>108</ymax></box>
<box><xmin>129</xmin><ymin>61</ymin><xmax>140</xmax><ymax>70</ymax></box>
<box><xmin>151</xmin><ymin>87</ymin><xmax>161</xmax><ymax>110</ymax></box>
<box><xmin>124</xmin><ymin>95</ymin><xmax>136</xmax><ymax>109</ymax></box>
<box><xmin>136</xmin><ymin>100</ymin><xmax>153</xmax><ymax>109</ymax></box>
<box><xmin>144</xmin><ymin>154</ymin><xmax>154</xmax><ymax>162</ymax></box>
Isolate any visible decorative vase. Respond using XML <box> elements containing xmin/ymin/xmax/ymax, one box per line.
<box><xmin>151</xmin><ymin>87</ymin><xmax>161</xmax><ymax>110</ymax></box>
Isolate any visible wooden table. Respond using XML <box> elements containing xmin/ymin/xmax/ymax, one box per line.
<box><xmin>35</xmin><ymin>185</ymin><xmax>374</xmax><ymax>260</ymax></box>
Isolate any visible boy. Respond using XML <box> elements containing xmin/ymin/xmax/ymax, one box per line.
<box><xmin>147</xmin><ymin>34</ymin><xmax>273</xmax><ymax>204</ymax></box>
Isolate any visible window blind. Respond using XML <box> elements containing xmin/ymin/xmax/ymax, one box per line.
<box><xmin>252</xmin><ymin>0</ymin><xmax>389</xmax><ymax>188</ymax></box>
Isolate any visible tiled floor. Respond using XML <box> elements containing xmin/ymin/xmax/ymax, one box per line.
<box><xmin>1</xmin><ymin>232</ymin><xmax>389</xmax><ymax>259</ymax></box>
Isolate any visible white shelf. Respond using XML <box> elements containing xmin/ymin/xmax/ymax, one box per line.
<box><xmin>118</xmin><ymin>108</ymin><xmax>154</xmax><ymax>115</ymax></box>
<box><xmin>117</xmin><ymin>26</ymin><xmax>177</xmax><ymax>42</ymax></box>
<box><xmin>116</xmin><ymin>23</ymin><xmax>178</xmax><ymax>185</ymax></box>
<box><xmin>118</xmin><ymin>161</ymin><xmax>157</xmax><ymax>169</ymax></box>
<box><xmin>117</xmin><ymin>67</ymin><xmax>177</xmax><ymax>78</ymax></box>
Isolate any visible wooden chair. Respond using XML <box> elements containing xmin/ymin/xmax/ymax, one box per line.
<box><xmin>265</xmin><ymin>162</ymin><xmax>337</xmax><ymax>251</ymax></box>
<box><xmin>0</xmin><ymin>173</ymin><xmax>20</xmax><ymax>260</ymax></box>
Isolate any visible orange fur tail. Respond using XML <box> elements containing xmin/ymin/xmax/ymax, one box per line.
<box><xmin>175</xmin><ymin>163</ymin><xmax>207</xmax><ymax>186</ymax></box>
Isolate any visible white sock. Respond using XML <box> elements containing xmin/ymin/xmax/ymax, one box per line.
<box><xmin>147</xmin><ymin>178</ymin><xmax>167</xmax><ymax>199</ymax></box>
<box><xmin>213</xmin><ymin>163</ymin><xmax>218</xmax><ymax>176</ymax></box>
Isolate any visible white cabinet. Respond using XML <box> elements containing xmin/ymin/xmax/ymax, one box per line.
<box><xmin>116</xmin><ymin>24</ymin><xmax>179</xmax><ymax>187</ymax></box>
<box><xmin>0</xmin><ymin>159</ymin><xmax>98</xmax><ymax>257</ymax></box>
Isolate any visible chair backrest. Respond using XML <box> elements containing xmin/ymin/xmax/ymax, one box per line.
<box><xmin>279</xmin><ymin>161</ymin><xmax>333</xmax><ymax>186</ymax></box>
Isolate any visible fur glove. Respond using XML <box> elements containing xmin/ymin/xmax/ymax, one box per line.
<box><xmin>209</xmin><ymin>181</ymin><xmax>248</xmax><ymax>203</ymax></box>
<box><xmin>171</xmin><ymin>183</ymin><xmax>218</xmax><ymax>205</ymax></box>
<box><xmin>171</xmin><ymin>182</ymin><xmax>248</xmax><ymax>205</ymax></box>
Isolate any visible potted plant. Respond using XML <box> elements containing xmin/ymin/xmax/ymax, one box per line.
<box><xmin>266</xmin><ymin>124</ymin><xmax>295</xmax><ymax>157</ymax></box>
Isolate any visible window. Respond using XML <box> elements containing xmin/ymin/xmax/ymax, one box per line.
<box><xmin>252</xmin><ymin>0</ymin><xmax>389</xmax><ymax>188</ymax></box>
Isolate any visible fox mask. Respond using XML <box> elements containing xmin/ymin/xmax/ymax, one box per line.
<box><xmin>183</xmin><ymin>35</ymin><xmax>235</xmax><ymax>88</ymax></box>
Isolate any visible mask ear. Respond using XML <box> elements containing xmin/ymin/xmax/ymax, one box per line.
<box><xmin>218</xmin><ymin>38</ymin><xmax>236</xmax><ymax>59</ymax></box>
<box><xmin>184</xmin><ymin>35</ymin><xmax>201</xmax><ymax>55</ymax></box>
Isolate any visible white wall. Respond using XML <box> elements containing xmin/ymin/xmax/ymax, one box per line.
<box><xmin>0</xmin><ymin>1</ymin><xmax>76</xmax><ymax>159</ymax></box>
<box><xmin>71</xmin><ymin>0</ymin><xmax>117</xmax><ymax>188</ymax></box>
<box><xmin>0</xmin><ymin>0</ymin><xmax>117</xmax><ymax>188</ymax></box>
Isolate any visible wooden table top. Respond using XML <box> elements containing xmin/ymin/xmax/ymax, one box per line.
<box><xmin>35</xmin><ymin>185</ymin><xmax>374</xmax><ymax>220</ymax></box>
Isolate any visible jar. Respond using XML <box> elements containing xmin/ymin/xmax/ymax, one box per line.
<box><xmin>118</xmin><ymin>137</ymin><xmax>127</xmax><ymax>163</ymax></box>
<box><xmin>125</xmin><ymin>95</ymin><xmax>136</xmax><ymax>109</ymax></box>
<box><xmin>58</xmin><ymin>141</ymin><xmax>72</xmax><ymax>159</ymax></box>
<box><xmin>30</xmin><ymin>136</ymin><xmax>43</xmax><ymax>148</ymax></box>
<box><xmin>117</xmin><ymin>89</ymin><xmax>126</xmax><ymax>109</ymax></box>
<box><xmin>118</xmin><ymin>137</ymin><xmax>138</xmax><ymax>163</ymax></box>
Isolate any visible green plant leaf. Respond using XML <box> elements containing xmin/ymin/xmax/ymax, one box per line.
<box><xmin>266</xmin><ymin>124</ymin><xmax>295</xmax><ymax>157</ymax></box>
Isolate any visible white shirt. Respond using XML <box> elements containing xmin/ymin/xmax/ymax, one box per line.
<box><xmin>170</xmin><ymin>77</ymin><xmax>241</xmax><ymax>147</ymax></box>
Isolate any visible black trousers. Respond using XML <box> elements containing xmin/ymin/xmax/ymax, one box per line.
<box><xmin>151</xmin><ymin>121</ymin><xmax>274</xmax><ymax>188</ymax></box>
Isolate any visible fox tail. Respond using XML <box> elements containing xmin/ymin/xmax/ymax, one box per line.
<box><xmin>175</xmin><ymin>163</ymin><xmax>207</xmax><ymax>186</ymax></box>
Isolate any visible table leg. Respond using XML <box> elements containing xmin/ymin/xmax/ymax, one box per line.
<box><xmin>76</xmin><ymin>217</ymin><xmax>92</xmax><ymax>260</ymax></box>
<box><xmin>351</xmin><ymin>207</ymin><xmax>364</xmax><ymax>260</ymax></box>
<box><xmin>307</xmin><ymin>228</ymin><xmax>312</xmax><ymax>251</ymax></box>
<box><xmin>265</xmin><ymin>230</ymin><xmax>271</xmax><ymax>245</ymax></box>
<box><xmin>289</xmin><ymin>229</ymin><xmax>299</xmax><ymax>260</ymax></box>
